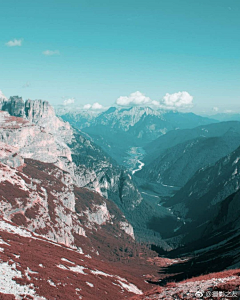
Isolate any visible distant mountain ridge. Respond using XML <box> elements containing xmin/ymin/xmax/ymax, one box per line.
<box><xmin>143</xmin><ymin>121</ymin><xmax>240</xmax><ymax>163</ymax></box>
<box><xmin>60</xmin><ymin>106</ymin><xmax>218</xmax><ymax>165</ymax></box>
<box><xmin>211</xmin><ymin>113</ymin><xmax>240</xmax><ymax>122</ymax></box>
<box><xmin>61</xmin><ymin>106</ymin><xmax>217</xmax><ymax>132</ymax></box>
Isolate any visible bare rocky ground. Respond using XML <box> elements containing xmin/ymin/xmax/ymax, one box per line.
<box><xmin>131</xmin><ymin>269</ymin><xmax>240</xmax><ymax>300</ymax></box>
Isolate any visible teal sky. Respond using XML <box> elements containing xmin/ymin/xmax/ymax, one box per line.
<box><xmin>0</xmin><ymin>0</ymin><xmax>239</xmax><ymax>113</ymax></box>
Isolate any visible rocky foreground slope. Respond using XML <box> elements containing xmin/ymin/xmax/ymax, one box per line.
<box><xmin>0</xmin><ymin>141</ymin><xmax>163</xmax><ymax>299</ymax></box>
<box><xmin>131</xmin><ymin>269</ymin><xmax>240</xmax><ymax>299</ymax></box>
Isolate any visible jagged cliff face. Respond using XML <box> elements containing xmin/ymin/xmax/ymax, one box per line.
<box><xmin>0</xmin><ymin>152</ymin><xmax>135</xmax><ymax>249</ymax></box>
<box><xmin>0</xmin><ymin>110</ymin><xmax>72</xmax><ymax>164</ymax></box>
<box><xmin>0</xmin><ymin>96</ymin><xmax>142</xmax><ymax>212</ymax></box>
<box><xmin>0</xmin><ymin>96</ymin><xmax>55</xmax><ymax>121</ymax></box>
<box><xmin>69</xmin><ymin>131</ymin><xmax>142</xmax><ymax>210</ymax></box>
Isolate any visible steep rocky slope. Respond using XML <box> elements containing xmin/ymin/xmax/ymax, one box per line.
<box><xmin>138</xmin><ymin>141</ymin><xmax>240</xmax><ymax>284</ymax></box>
<box><xmin>0</xmin><ymin>147</ymin><xmax>135</xmax><ymax>249</ymax></box>
<box><xmin>132</xmin><ymin>269</ymin><xmax>240</xmax><ymax>299</ymax></box>
<box><xmin>144</xmin><ymin>121</ymin><xmax>240</xmax><ymax>164</ymax></box>
<box><xmin>0</xmin><ymin>144</ymin><xmax>164</xmax><ymax>298</ymax></box>
<box><xmin>148</xmin><ymin>145</ymin><xmax>240</xmax><ymax>261</ymax></box>
<box><xmin>168</xmin><ymin>145</ymin><xmax>240</xmax><ymax>223</ymax></box>
<box><xmin>0</xmin><ymin>218</ymin><xmax>148</xmax><ymax>299</ymax></box>
<box><xmin>61</xmin><ymin>106</ymin><xmax>216</xmax><ymax>133</ymax></box>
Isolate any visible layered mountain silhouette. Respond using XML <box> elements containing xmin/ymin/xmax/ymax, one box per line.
<box><xmin>138</xmin><ymin>122</ymin><xmax>240</xmax><ymax>187</ymax></box>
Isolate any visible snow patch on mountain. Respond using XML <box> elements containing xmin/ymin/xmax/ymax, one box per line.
<box><xmin>0</xmin><ymin>261</ymin><xmax>47</xmax><ymax>299</ymax></box>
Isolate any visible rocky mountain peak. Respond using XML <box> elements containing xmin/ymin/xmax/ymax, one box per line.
<box><xmin>0</xmin><ymin>95</ymin><xmax>55</xmax><ymax>123</ymax></box>
<box><xmin>25</xmin><ymin>99</ymin><xmax>55</xmax><ymax>122</ymax></box>
<box><xmin>9</xmin><ymin>96</ymin><xmax>25</xmax><ymax>117</ymax></box>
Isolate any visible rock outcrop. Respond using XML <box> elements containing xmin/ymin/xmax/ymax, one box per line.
<box><xmin>0</xmin><ymin>110</ymin><xmax>72</xmax><ymax>164</ymax></box>
<box><xmin>0</xmin><ymin>142</ymin><xmax>24</xmax><ymax>168</ymax></box>
<box><xmin>0</xmin><ymin>95</ymin><xmax>55</xmax><ymax>120</ymax></box>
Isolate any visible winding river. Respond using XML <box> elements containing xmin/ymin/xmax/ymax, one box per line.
<box><xmin>132</xmin><ymin>160</ymin><xmax>145</xmax><ymax>174</ymax></box>
<box><xmin>123</xmin><ymin>147</ymin><xmax>146</xmax><ymax>175</ymax></box>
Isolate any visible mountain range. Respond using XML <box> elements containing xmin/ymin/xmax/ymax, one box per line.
<box><xmin>138</xmin><ymin>121</ymin><xmax>240</xmax><ymax>187</ymax></box>
<box><xmin>60</xmin><ymin>107</ymin><xmax>217</xmax><ymax>166</ymax></box>
<box><xmin>1</xmin><ymin>93</ymin><xmax>240</xmax><ymax>299</ymax></box>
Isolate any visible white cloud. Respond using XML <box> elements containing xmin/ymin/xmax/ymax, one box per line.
<box><xmin>161</xmin><ymin>91</ymin><xmax>193</xmax><ymax>109</ymax></box>
<box><xmin>151</xmin><ymin>100</ymin><xmax>160</xmax><ymax>106</ymax></box>
<box><xmin>92</xmin><ymin>102</ymin><xmax>103</xmax><ymax>109</ymax></box>
<box><xmin>116</xmin><ymin>90</ymin><xmax>193</xmax><ymax>110</ymax></box>
<box><xmin>212</xmin><ymin>107</ymin><xmax>219</xmax><ymax>112</ymax></box>
<box><xmin>63</xmin><ymin>98</ymin><xmax>75</xmax><ymax>105</ymax></box>
<box><xmin>83</xmin><ymin>104</ymin><xmax>92</xmax><ymax>109</ymax></box>
<box><xmin>5</xmin><ymin>39</ymin><xmax>23</xmax><ymax>47</ymax></box>
<box><xmin>43</xmin><ymin>50</ymin><xmax>60</xmax><ymax>56</ymax></box>
<box><xmin>83</xmin><ymin>102</ymin><xmax>103</xmax><ymax>110</ymax></box>
<box><xmin>116</xmin><ymin>91</ymin><xmax>151</xmax><ymax>106</ymax></box>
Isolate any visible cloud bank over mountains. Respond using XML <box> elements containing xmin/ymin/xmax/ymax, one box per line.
<box><xmin>0</xmin><ymin>86</ymin><xmax>193</xmax><ymax>112</ymax></box>
<box><xmin>77</xmin><ymin>91</ymin><xmax>193</xmax><ymax>111</ymax></box>
<box><xmin>83</xmin><ymin>102</ymin><xmax>104</xmax><ymax>110</ymax></box>
<box><xmin>63</xmin><ymin>98</ymin><xmax>75</xmax><ymax>105</ymax></box>
<box><xmin>161</xmin><ymin>91</ymin><xmax>193</xmax><ymax>109</ymax></box>
<box><xmin>116</xmin><ymin>91</ymin><xmax>151</xmax><ymax>107</ymax></box>
<box><xmin>116</xmin><ymin>91</ymin><xmax>193</xmax><ymax>109</ymax></box>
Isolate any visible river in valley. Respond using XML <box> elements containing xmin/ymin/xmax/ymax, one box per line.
<box><xmin>123</xmin><ymin>147</ymin><xmax>146</xmax><ymax>175</ymax></box>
